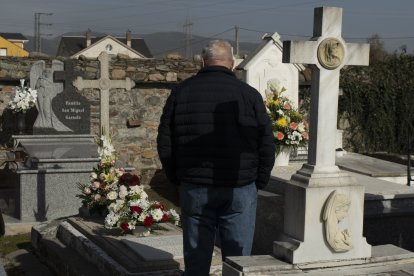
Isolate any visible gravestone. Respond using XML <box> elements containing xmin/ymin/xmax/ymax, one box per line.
<box><xmin>236</xmin><ymin>32</ymin><xmax>304</xmax><ymax>107</ymax></box>
<box><xmin>52</xmin><ymin>59</ymin><xmax>91</xmax><ymax>134</ymax></box>
<box><xmin>272</xmin><ymin>6</ymin><xmax>372</xmax><ymax>264</ymax></box>
<box><xmin>73</xmin><ymin>51</ymin><xmax>135</xmax><ymax>135</ymax></box>
<box><xmin>8</xmin><ymin>59</ymin><xmax>98</xmax><ymax>222</ymax></box>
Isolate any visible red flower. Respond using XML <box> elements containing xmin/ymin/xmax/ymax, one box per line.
<box><xmin>162</xmin><ymin>214</ymin><xmax>169</xmax><ymax>222</ymax></box>
<box><xmin>143</xmin><ymin>216</ymin><xmax>154</xmax><ymax>227</ymax></box>
<box><xmin>119</xmin><ymin>172</ymin><xmax>140</xmax><ymax>186</ymax></box>
<box><xmin>152</xmin><ymin>203</ymin><xmax>164</xmax><ymax>211</ymax></box>
<box><xmin>289</xmin><ymin>122</ymin><xmax>298</xmax><ymax>130</ymax></box>
<box><xmin>275</xmin><ymin>131</ymin><xmax>284</xmax><ymax>140</ymax></box>
<box><xmin>130</xmin><ymin>206</ymin><xmax>142</xmax><ymax>214</ymax></box>
<box><xmin>120</xmin><ymin>222</ymin><xmax>129</xmax><ymax>232</ymax></box>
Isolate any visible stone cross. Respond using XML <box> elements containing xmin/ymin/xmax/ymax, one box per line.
<box><xmin>73</xmin><ymin>51</ymin><xmax>135</xmax><ymax>135</ymax></box>
<box><xmin>54</xmin><ymin>59</ymin><xmax>78</xmax><ymax>93</ymax></box>
<box><xmin>272</xmin><ymin>7</ymin><xmax>372</xmax><ymax>264</ymax></box>
<box><xmin>283</xmin><ymin>6</ymin><xmax>369</xmax><ymax>173</ymax></box>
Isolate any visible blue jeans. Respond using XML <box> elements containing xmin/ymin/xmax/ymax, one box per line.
<box><xmin>179</xmin><ymin>182</ymin><xmax>257</xmax><ymax>276</ymax></box>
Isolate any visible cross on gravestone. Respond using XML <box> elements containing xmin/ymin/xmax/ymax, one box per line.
<box><xmin>52</xmin><ymin>59</ymin><xmax>91</xmax><ymax>134</ymax></box>
<box><xmin>283</xmin><ymin>6</ymin><xmax>369</xmax><ymax>173</ymax></box>
<box><xmin>273</xmin><ymin>7</ymin><xmax>371</xmax><ymax>264</ymax></box>
<box><xmin>73</xmin><ymin>51</ymin><xmax>135</xmax><ymax>135</ymax></box>
<box><xmin>54</xmin><ymin>59</ymin><xmax>78</xmax><ymax>93</ymax></box>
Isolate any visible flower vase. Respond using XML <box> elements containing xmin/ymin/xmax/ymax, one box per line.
<box><xmin>275</xmin><ymin>146</ymin><xmax>290</xmax><ymax>166</ymax></box>
<box><xmin>16</xmin><ymin>112</ymin><xmax>26</xmax><ymax>135</ymax></box>
<box><xmin>132</xmin><ymin>226</ymin><xmax>151</xmax><ymax>237</ymax></box>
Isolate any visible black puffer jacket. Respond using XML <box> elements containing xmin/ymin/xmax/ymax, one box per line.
<box><xmin>157</xmin><ymin>66</ymin><xmax>275</xmax><ymax>189</ymax></box>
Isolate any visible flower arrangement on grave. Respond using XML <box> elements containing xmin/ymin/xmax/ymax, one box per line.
<box><xmin>265</xmin><ymin>81</ymin><xmax>309</xmax><ymax>152</ymax></box>
<box><xmin>8</xmin><ymin>79</ymin><xmax>37</xmax><ymax>113</ymax></box>
<box><xmin>103</xmin><ymin>172</ymin><xmax>180</xmax><ymax>235</ymax></box>
<box><xmin>77</xmin><ymin>133</ymin><xmax>180</xmax><ymax>234</ymax></box>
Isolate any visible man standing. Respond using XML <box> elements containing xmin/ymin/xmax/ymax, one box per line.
<box><xmin>157</xmin><ymin>40</ymin><xmax>275</xmax><ymax>275</ymax></box>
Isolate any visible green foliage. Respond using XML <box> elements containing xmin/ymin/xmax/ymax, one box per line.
<box><xmin>339</xmin><ymin>53</ymin><xmax>414</xmax><ymax>153</ymax></box>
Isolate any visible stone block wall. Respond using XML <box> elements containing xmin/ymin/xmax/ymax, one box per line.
<box><xmin>0</xmin><ymin>55</ymin><xmax>201</xmax><ymax>184</ymax></box>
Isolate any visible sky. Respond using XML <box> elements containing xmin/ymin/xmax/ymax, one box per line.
<box><xmin>1</xmin><ymin>0</ymin><xmax>414</xmax><ymax>53</ymax></box>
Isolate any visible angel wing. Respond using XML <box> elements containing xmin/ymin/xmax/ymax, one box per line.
<box><xmin>30</xmin><ymin>60</ymin><xmax>45</xmax><ymax>90</ymax></box>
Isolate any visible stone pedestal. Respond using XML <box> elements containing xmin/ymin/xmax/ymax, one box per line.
<box><xmin>273</xmin><ymin>164</ymin><xmax>371</xmax><ymax>264</ymax></box>
<box><xmin>12</xmin><ymin>135</ymin><xmax>99</xmax><ymax>222</ymax></box>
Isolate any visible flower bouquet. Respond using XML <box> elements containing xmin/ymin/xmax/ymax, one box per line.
<box><xmin>104</xmin><ymin>172</ymin><xmax>180</xmax><ymax>235</ymax></box>
<box><xmin>77</xmin><ymin>134</ymin><xmax>122</xmax><ymax>215</ymax></box>
<box><xmin>8</xmin><ymin>79</ymin><xmax>37</xmax><ymax>113</ymax></box>
<box><xmin>77</xmin><ymin>133</ymin><xmax>180</xmax><ymax>234</ymax></box>
<box><xmin>265</xmin><ymin>81</ymin><xmax>309</xmax><ymax>153</ymax></box>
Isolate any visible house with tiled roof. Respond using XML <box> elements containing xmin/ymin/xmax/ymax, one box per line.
<box><xmin>0</xmin><ymin>33</ymin><xmax>29</xmax><ymax>57</ymax></box>
<box><xmin>56</xmin><ymin>30</ymin><xmax>152</xmax><ymax>59</ymax></box>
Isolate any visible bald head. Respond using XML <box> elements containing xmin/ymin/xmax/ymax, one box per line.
<box><xmin>201</xmin><ymin>40</ymin><xmax>234</xmax><ymax>70</ymax></box>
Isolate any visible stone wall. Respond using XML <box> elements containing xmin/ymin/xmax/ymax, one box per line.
<box><xmin>0</xmin><ymin>55</ymin><xmax>201</xmax><ymax>184</ymax></box>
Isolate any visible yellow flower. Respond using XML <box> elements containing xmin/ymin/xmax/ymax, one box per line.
<box><xmin>276</xmin><ymin>117</ymin><xmax>288</xmax><ymax>127</ymax></box>
<box><xmin>274</xmin><ymin>99</ymin><xmax>280</xmax><ymax>106</ymax></box>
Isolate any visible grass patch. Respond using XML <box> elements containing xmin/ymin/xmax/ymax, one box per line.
<box><xmin>0</xmin><ymin>233</ymin><xmax>32</xmax><ymax>276</ymax></box>
<box><xmin>0</xmin><ymin>233</ymin><xmax>31</xmax><ymax>257</ymax></box>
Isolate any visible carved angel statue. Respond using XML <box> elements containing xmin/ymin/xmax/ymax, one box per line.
<box><xmin>30</xmin><ymin>60</ymin><xmax>72</xmax><ymax>132</ymax></box>
<box><xmin>322</xmin><ymin>190</ymin><xmax>353</xmax><ymax>252</ymax></box>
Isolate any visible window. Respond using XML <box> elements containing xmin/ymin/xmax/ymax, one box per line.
<box><xmin>105</xmin><ymin>44</ymin><xmax>113</xmax><ymax>52</ymax></box>
<box><xmin>0</xmin><ymin>48</ymin><xmax>7</xmax><ymax>56</ymax></box>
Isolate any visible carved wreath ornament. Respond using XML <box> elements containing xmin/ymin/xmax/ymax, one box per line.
<box><xmin>322</xmin><ymin>190</ymin><xmax>353</xmax><ymax>252</ymax></box>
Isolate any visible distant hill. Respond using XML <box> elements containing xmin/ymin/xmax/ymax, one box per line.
<box><xmin>24</xmin><ymin>31</ymin><xmax>260</xmax><ymax>58</ymax></box>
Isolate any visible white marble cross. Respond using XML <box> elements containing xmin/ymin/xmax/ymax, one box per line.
<box><xmin>283</xmin><ymin>6</ymin><xmax>369</xmax><ymax>173</ymax></box>
<box><xmin>73</xmin><ymin>51</ymin><xmax>135</xmax><ymax>135</ymax></box>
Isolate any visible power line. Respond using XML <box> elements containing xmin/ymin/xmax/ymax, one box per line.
<box><xmin>153</xmin><ymin>27</ymin><xmax>234</xmax><ymax>57</ymax></box>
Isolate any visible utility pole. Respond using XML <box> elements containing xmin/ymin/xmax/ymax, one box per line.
<box><xmin>183</xmin><ymin>17</ymin><xmax>193</xmax><ymax>59</ymax></box>
<box><xmin>34</xmin><ymin>12</ymin><xmax>53</xmax><ymax>53</ymax></box>
<box><xmin>235</xmin><ymin>25</ymin><xmax>240</xmax><ymax>58</ymax></box>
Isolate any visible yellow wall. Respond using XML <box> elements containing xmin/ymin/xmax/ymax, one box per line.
<box><xmin>0</xmin><ymin>37</ymin><xmax>29</xmax><ymax>57</ymax></box>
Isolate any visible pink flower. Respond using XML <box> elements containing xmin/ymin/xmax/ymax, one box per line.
<box><xmin>289</xmin><ymin>122</ymin><xmax>298</xmax><ymax>130</ymax></box>
<box><xmin>283</xmin><ymin>102</ymin><xmax>291</xmax><ymax>110</ymax></box>
<box><xmin>275</xmin><ymin>131</ymin><xmax>284</xmax><ymax>140</ymax></box>
<box><xmin>302</xmin><ymin>132</ymin><xmax>309</xmax><ymax>140</ymax></box>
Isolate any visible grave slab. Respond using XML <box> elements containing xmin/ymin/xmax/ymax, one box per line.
<box><xmin>223</xmin><ymin>244</ymin><xmax>414</xmax><ymax>275</ymax></box>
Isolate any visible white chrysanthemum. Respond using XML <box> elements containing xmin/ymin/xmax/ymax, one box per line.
<box><xmin>119</xmin><ymin>185</ymin><xmax>128</xmax><ymax>199</ymax></box>
<box><xmin>104</xmin><ymin>211</ymin><xmax>120</xmax><ymax>228</ymax></box>
<box><xmin>150</xmin><ymin>208</ymin><xmax>164</xmax><ymax>222</ymax></box>
<box><xmin>128</xmin><ymin>222</ymin><xmax>135</xmax><ymax>230</ymax></box>
<box><xmin>129</xmin><ymin>185</ymin><xmax>143</xmax><ymax>195</ymax></box>
<box><xmin>107</xmin><ymin>191</ymin><xmax>118</xmax><ymax>200</ymax></box>
<box><xmin>138</xmin><ymin>211</ymin><xmax>148</xmax><ymax>222</ymax></box>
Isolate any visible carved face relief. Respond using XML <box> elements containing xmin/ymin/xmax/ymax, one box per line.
<box><xmin>322</xmin><ymin>190</ymin><xmax>353</xmax><ymax>252</ymax></box>
<box><xmin>317</xmin><ymin>38</ymin><xmax>345</xmax><ymax>70</ymax></box>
